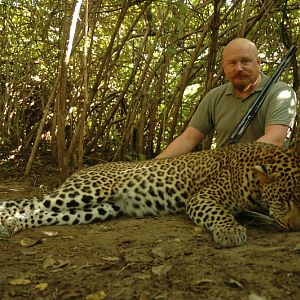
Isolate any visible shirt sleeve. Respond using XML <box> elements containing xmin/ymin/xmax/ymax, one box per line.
<box><xmin>189</xmin><ymin>91</ymin><xmax>214</xmax><ymax>135</ymax></box>
<box><xmin>265</xmin><ymin>82</ymin><xmax>297</xmax><ymax>128</ymax></box>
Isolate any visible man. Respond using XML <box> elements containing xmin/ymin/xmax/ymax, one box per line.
<box><xmin>156</xmin><ymin>38</ymin><xmax>296</xmax><ymax>158</ymax></box>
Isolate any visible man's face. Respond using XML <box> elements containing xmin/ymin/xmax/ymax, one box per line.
<box><xmin>222</xmin><ymin>45</ymin><xmax>261</xmax><ymax>92</ymax></box>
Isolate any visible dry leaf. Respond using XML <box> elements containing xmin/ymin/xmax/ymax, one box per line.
<box><xmin>294</xmin><ymin>243</ymin><xmax>300</xmax><ymax>252</ymax></box>
<box><xmin>152</xmin><ymin>264</ymin><xmax>172</xmax><ymax>277</ymax></box>
<box><xmin>85</xmin><ymin>290</ymin><xmax>106</xmax><ymax>300</ymax></box>
<box><xmin>152</xmin><ymin>246</ymin><xmax>167</xmax><ymax>259</ymax></box>
<box><xmin>35</xmin><ymin>282</ymin><xmax>49</xmax><ymax>291</ymax></box>
<box><xmin>43</xmin><ymin>257</ymin><xmax>70</xmax><ymax>269</ymax></box>
<box><xmin>43</xmin><ymin>257</ymin><xmax>57</xmax><ymax>269</ymax></box>
<box><xmin>248</xmin><ymin>293</ymin><xmax>267</xmax><ymax>300</ymax></box>
<box><xmin>42</xmin><ymin>231</ymin><xmax>59</xmax><ymax>237</ymax></box>
<box><xmin>99</xmin><ymin>256</ymin><xmax>119</xmax><ymax>262</ymax></box>
<box><xmin>20</xmin><ymin>237</ymin><xmax>41</xmax><ymax>247</ymax></box>
<box><xmin>9</xmin><ymin>279</ymin><xmax>31</xmax><ymax>286</ymax></box>
<box><xmin>20</xmin><ymin>249</ymin><xmax>39</xmax><ymax>256</ymax></box>
<box><xmin>136</xmin><ymin>273</ymin><xmax>151</xmax><ymax>280</ymax></box>
<box><xmin>61</xmin><ymin>235</ymin><xmax>75</xmax><ymax>239</ymax></box>
<box><xmin>194</xmin><ymin>227</ymin><xmax>206</xmax><ymax>233</ymax></box>
<box><xmin>56</xmin><ymin>259</ymin><xmax>70</xmax><ymax>268</ymax></box>
<box><xmin>192</xmin><ymin>278</ymin><xmax>214</xmax><ymax>285</ymax></box>
<box><xmin>227</xmin><ymin>278</ymin><xmax>243</xmax><ymax>288</ymax></box>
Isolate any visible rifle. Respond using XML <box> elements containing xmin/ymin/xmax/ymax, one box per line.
<box><xmin>225</xmin><ymin>45</ymin><xmax>297</xmax><ymax>146</ymax></box>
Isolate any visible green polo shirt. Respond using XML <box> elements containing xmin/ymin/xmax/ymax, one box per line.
<box><xmin>189</xmin><ymin>74</ymin><xmax>296</xmax><ymax>147</ymax></box>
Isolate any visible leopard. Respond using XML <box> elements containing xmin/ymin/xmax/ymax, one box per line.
<box><xmin>0</xmin><ymin>142</ymin><xmax>299</xmax><ymax>247</ymax></box>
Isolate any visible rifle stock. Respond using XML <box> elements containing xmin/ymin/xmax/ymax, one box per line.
<box><xmin>225</xmin><ymin>45</ymin><xmax>297</xmax><ymax>146</ymax></box>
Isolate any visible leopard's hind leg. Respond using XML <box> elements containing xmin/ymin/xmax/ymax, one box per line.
<box><xmin>0</xmin><ymin>202</ymin><xmax>121</xmax><ymax>237</ymax></box>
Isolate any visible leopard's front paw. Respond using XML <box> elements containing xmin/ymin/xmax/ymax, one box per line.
<box><xmin>212</xmin><ymin>225</ymin><xmax>247</xmax><ymax>247</ymax></box>
<box><xmin>0</xmin><ymin>218</ymin><xmax>21</xmax><ymax>238</ymax></box>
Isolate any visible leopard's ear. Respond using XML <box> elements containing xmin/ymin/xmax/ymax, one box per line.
<box><xmin>253</xmin><ymin>165</ymin><xmax>279</xmax><ymax>184</ymax></box>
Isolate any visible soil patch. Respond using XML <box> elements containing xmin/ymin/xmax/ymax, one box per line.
<box><xmin>0</xmin><ymin>163</ymin><xmax>300</xmax><ymax>300</ymax></box>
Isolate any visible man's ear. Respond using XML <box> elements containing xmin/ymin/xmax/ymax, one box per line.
<box><xmin>253</xmin><ymin>165</ymin><xmax>279</xmax><ymax>184</ymax></box>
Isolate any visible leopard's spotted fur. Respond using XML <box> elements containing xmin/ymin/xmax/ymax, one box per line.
<box><xmin>1</xmin><ymin>143</ymin><xmax>299</xmax><ymax>247</ymax></box>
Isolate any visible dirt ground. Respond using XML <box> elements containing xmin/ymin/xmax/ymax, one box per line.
<box><xmin>0</xmin><ymin>158</ymin><xmax>300</xmax><ymax>300</ymax></box>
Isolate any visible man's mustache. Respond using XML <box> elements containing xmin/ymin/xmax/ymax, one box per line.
<box><xmin>232</xmin><ymin>71</ymin><xmax>249</xmax><ymax>78</ymax></box>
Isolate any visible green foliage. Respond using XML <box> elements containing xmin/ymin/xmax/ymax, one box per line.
<box><xmin>0</xmin><ymin>0</ymin><xmax>299</xmax><ymax>163</ymax></box>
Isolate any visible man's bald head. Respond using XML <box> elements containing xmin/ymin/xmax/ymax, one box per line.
<box><xmin>222</xmin><ymin>38</ymin><xmax>261</xmax><ymax>95</ymax></box>
<box><xmin>222</xmin><ymin>38</ymin><xmax>259</xmax><ymax>61</ymax></box>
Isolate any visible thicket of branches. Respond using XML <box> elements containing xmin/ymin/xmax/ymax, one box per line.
<box><xmin>0</xmin><ymin>0</ymin><xmax>299</xmax><ymax>179</ymax></box>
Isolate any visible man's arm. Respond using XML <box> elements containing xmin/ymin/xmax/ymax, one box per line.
<box><xmin>256</xmin><ymin>124</ymin><xmax>290</xmax><ymax>146</ymax></box>
<box><xmin>156</xmin><ymin>127</ymin><xmax>205</xmax><ymax>158</ymax></box>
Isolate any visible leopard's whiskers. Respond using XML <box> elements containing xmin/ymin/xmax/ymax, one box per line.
<box><xmin>239</xmin><ymin>209</ymin><xmax>278</xmax><ymax>229</ymax></box>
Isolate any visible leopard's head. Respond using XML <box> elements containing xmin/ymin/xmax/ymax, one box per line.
<box><xmin>253</xmin><ymin>148</ymin><xmax>300</xmax><ymax>231</ymax></box>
